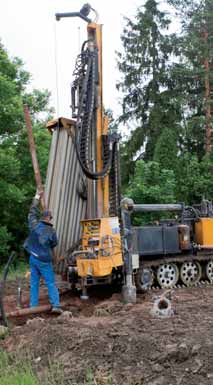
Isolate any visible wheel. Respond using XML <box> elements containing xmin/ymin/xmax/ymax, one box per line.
<box><xmin>180</xmin><ymin>261</ymin><xmax>201</xmax><ymax>286</ymax></box>
<box><xmin>136</xmin><ymin>267</ymin><xmax>154</xmax><ymax>291</ymax></box>
<box><xmin>157</xmin><ymin>263</ymin><xmax>179</xmax><ymax>288</ymax></box>
<box><xmin>206</xmin><ymin>260</ymin><xmax>213</xmax><ymax>282</ymax></box>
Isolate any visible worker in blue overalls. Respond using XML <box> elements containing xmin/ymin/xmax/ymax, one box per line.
<box><xmin>24</xmin><ymin>191</ymin><xmax>62</xmax><ymax>314</ymax></box>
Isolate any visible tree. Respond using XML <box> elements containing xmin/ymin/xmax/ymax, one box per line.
<box><xmin>126</xmin><ymin>160</ymin><xmax>176</xmax><ymax>224</ymax></box>
<box><xmin>118</xmin><ymin>0</ymin><xmax>213</xmax><ymax>207</ymax></box>
<box><xmin>0</xmin><ymin>41</ymin><xmax>53</xmax><ymax>262</ymax></box>
<box><xmin>117</xmin><ymin>0</ymin><xmax>181</xmax><ymax>164</ymax></box>
<box><xmin>167</xmin><ymin>0</ymin><xmax>213</xmax><ymax>157</ymax></box>
<box><xmin>176</xmin><ymin>153</ymin><xmax>213</xmax><ymax>204</ymax></box>
<box><xmin>153</xmin><ymin>127</ymin><xmax>178</xmax><ymax>171</ymax></box>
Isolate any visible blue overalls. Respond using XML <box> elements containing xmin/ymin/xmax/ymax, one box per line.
<box><xmin>24</xmin><ymin>199</ymin><xmax>60</xmax><ymax>308</ymax></box>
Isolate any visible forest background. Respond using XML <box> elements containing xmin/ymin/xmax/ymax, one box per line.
<box><xmin>0</xmin><ymin>0</ymin><xmax>213</xmax><ymax>261</ymax></box>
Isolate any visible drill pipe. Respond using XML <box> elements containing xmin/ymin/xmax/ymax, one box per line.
<box><xmin>6</xmin><ymin>301</ymin><xmax>66</xmax><ymax>318</ymax></box>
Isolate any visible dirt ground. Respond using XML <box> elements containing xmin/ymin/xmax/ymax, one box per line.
<box><xmin>1</xmin><ymin>279</ymin><xmax>213</xmax><ymax>385</ymax></box>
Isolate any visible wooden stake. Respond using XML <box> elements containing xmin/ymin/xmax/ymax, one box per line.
<box><xmin>23</xmin><ymin>105</ymin><xmax>46</xmax><ymax>209</ymax></box>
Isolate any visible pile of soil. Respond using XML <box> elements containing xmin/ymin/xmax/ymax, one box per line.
<box><xmin>1</xmin><ymin>283</ymin><xmax>213</xmax><ymax>385</ymax></box>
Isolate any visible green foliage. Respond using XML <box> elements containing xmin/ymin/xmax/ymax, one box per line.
<box><xmin>176</xmin><ymin>154</ymin><xmax>213</xmax><ymax>204</ymax></box>
<box><xmin>0</xmin><ymin>260</ymin><xmax>28</xmax><ymax>280</ymax></box>
<box><xmin>118</xmin><ymin>0</ymin><xmax>213</xmax><ymax>190</ymax></box>
<box><xmin>126</xmin><ymin>160</ymin><xmax>176</xmax><ymax>224</ymax></box>
<box><xmin>23</xmin><ymin>89</ymin><xmax>54</xmax><ymax>118</ymax></box>
<box><xmin>0</xmin><ymin>226</ymin><xmax>13</xmax><ymax>259</ymax></box>
<box><xmin>0</xmin><ymin>41</ymin><xmax>52</xmax><ymax>263</ymax></box>
<box><xmin>0</xmin><ymin>41</ymin><xmax>30</xmax><ymax>135</ymax></box>
<box><xmin>153</xmin><ymin>127</ymin><xmax>178</xmax><ymax>170</ymax></box>
<box><xmin>126</xmin><ymin>160</ymin><xmax>176</xmax><ymax>203</ymax></box>
<box><xmin>0</xmin><ymin>127</ymin><xmax>51</xmax><ymax>259</ymax></box>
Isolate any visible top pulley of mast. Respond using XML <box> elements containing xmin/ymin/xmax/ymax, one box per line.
<box><xmin>55</xmin><ymin>3</ymin><xmax>99</xmax><ymax>23</ymax></box>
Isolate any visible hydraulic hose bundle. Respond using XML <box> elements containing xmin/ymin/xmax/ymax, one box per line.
<box><xmin>72</xmin><ymin>40</ymin><xmax>117</xmax><ymax>180</ymax></box>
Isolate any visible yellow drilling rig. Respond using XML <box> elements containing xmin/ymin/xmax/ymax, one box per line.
<box><xmin>44</xmin><ymin>3</ymin><xmax>213</xmax><ymax>303</ymax></box>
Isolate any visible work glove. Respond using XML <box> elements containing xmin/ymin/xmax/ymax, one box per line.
<box><xmin>34</xmin><ymin>189</ymin><xmax>43</xmax><ymax>201</ymax></box>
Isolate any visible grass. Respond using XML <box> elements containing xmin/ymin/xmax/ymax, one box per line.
<box><xmin>0</xmin><ymin>350</ymin><xmax>116</xmax><ymax>385</ymax></box>
<box><xmin>83</xmin><ymin>368</ymin><xmax>114</xmax><ymax>385</ymax></box>
<box><xmin>0</xmin><ymin>350</ymin><xmax>66</xmax><ymax>385</ymax></box>
<box><xmin>0</xmin><ymin>350</ymin><xmax>40</xmax><ymax>385</ymax></box>
<box><xmin>0</xmin><ymin>260</ymin><xmax>29</xmax><ymax>280</ymax></box>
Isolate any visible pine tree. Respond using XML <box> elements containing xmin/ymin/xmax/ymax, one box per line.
<box><xmin>117</xmin><ymin>0</ymin><xmax>182</xmax><ymax>184</ymax></box>
<box><xmin>168</xmin><ymin>0</ymin><xmax>213</xmax><ymax>157</ymax></box>
<box><xmin>153</xmin><ymin>127</ymin><xmax>178</xmax><ymax>170</ymax></box>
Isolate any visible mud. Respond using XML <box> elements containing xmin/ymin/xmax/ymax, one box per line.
<box><xmin>1</xmin><ymin>280</ymin><xmax>213</xmax><ymax>385</ymax></box>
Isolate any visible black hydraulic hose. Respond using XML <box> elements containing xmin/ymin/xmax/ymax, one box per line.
<box><xmin>74</xmin><ymin>48</ymin><xmax>115</xmax><ymax>180</ymax></box>
<box><xmin>182</xmin><ymin>206</ymin><xmax>200</xmax><ymax>222</ymax></box>
<box><xmin>81</xmin><ymin>39</ymin><xmax>93</xmax><ymax>53</ymax></box>
<box><xmin>76</xmin><ymin>138</ymin><xmax>116</xmax><ymax>180</ymax></box>
<box><xmin>79</xmin><ymin>55</ymin><xmax>95</xmax><ymax>169</ymax></box>
<box><xmin>0</xmin><ymin>252</ymin><xmax>16</xmax><ymax>326</ymax></box>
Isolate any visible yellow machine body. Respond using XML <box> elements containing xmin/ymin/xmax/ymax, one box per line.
<box><xmin>77</xmin><ymin>217</ymin><xmax>123</xmax><ymax>278</ymax></box>
<box><xmin>195</xmin><ymin>218</ymin><xmax>213</xmax><ymax>246</ymax></box>
<box><xmin>76</xmin><ymin>22</ymin><xmax>123</xmax><ymax>282</ymax></box>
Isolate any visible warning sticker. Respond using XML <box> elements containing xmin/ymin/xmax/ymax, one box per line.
<box><xmin>110</xmin><ymin>217</ymin><xmax>120</xmax><ymax>234</ymax></box>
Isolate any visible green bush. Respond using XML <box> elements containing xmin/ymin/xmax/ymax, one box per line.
<box><xmin>0</xmin><ymin>226</ymin><xmax>13</xmax><ymax>260</ymax></box>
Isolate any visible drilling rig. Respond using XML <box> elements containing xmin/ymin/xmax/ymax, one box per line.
<box><xmin>45</xmin><ymin>4</ymin><xmax>213</xmax><ymax>303</ymax></box>
<box><xmin>46</xmin><ymin>3</ymin><xmax>128</xmax><ymax>300</ymax></box>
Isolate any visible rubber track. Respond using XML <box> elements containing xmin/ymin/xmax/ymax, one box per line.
<box><xmin>146</xmin><ymin>279</ymin><xmax>213</xmax><ymax>292</ymax></box>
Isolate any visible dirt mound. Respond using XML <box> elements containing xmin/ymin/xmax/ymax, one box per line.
<box><xmin>2</xmin><ymin>286</ymin><xmax>213</xmax><ymax>384</ymax></box>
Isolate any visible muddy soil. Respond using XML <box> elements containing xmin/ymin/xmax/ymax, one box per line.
<box><xmin>1</xmin><ymin>280</ymin><xmax>213</xmax><ymax>385</ymax></box>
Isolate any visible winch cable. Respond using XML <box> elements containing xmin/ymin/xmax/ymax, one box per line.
<box><xmin>74</xmin><ymin>42</ymin><xmax>116</xmax><ymax>180</ymax></box>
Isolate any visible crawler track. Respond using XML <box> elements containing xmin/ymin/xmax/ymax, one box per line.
<box><xmin>137</xmin><ymin>254</ymin><xmax>213</xmax><ymax>292</ymax></box>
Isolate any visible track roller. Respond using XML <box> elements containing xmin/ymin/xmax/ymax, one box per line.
<box><xmin>206</xmin><ymin>260</ymin><xmax>213</xmax><ymax>283</ymax></box>
<box><xmin>180</xmin><ymin>261</ymin><xmax>201</xmax><ymax>286</ymax></box>
<box><xmin>136</xmin><ymin>267</ymin><xmax>154</xmax><ymax>291</ymax></box>
<box><xmin>157</xmin><ymin>263</ymin><xmax>179</xmax><ymax>288</ymax></box>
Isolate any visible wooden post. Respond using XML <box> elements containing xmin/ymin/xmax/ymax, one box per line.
<box><xmin>23</xmin><ymin>105</ymin><xmax>46</xmax><ymax>209</ymax></box>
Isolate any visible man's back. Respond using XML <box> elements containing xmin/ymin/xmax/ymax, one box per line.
<box><xmin>24</xmin><ymin>197</ymin><xmax>57</xmax><ymax>262</ymax></box>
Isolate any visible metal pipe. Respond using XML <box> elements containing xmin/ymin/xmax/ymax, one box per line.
<box><xmin>121</xmin><ymin>208</ymin><xmax>136</xmax><ymax>304</ymax></box>
<box><xmin>132</xmin><ymin>204</ymin><xmax>184</xmax><ymax>212</ymax></box>
<box><xmin>55</xmin><ymin>12</ymin><xmax>91</xmax><ymax>23</ymax></box>
<box><xmin>7</xmin><ymin>301</ymin><xmax>67</xmax><ymax>318</ymax></box>
<box><xmin>17</xmin><ymin>286</ymin><xmax>22</xmax><ymax>308</ymax></box>
<box><xmin>6</xmin><ymin>304</ymin><xmax>52</xmax><ymax>318</ymax></box>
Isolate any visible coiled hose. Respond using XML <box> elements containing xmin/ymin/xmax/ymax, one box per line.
<box><xmin>73</xmin><ymin>41</ymin><xmax>116</xmax><ymax>180</ymax></box>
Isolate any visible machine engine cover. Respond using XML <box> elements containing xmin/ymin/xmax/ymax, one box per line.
<box><xmin>132</xmin><ymin>225</ymin><xmax>180</xmax><ymax>257</ymax></box>
<box><xmin>195</xmin><ymin>218</ymin><xmax>213</xmax><ymax>246</ymax></box>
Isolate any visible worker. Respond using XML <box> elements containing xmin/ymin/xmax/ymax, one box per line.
<box><xmin>24</xmin><ymin>191</ymin><xmax>62</xmax><ymax>314</ymax></box>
